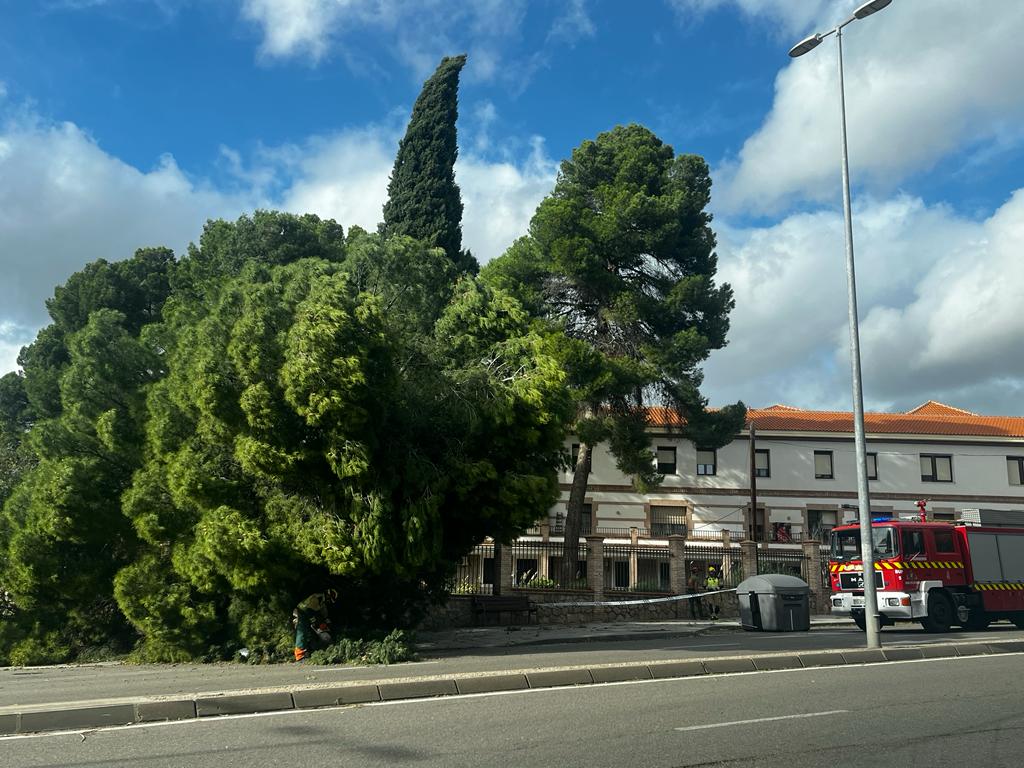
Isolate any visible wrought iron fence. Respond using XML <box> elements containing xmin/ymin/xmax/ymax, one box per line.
<box><xmin>601</xmin><ymin>544</ymin><xmax>672</xmax><ymax>592</ymax></box>
<box><xmin>683</xmin><ymin>543</ymin><xmax>742</xmax><ymax>587</ymax></box>
<box><xmin>687</xmin><ymin>528</ymin><xmax>727</xmax><ymax>541</ymax></box>
<box><xmin>820</xmin><ymin>546</ymin><xmax>833</xmax><ymax>591</ymax></box>
<box><xmin>550</xmin><ymin>517</ymin><xmax>593</xmax><ymax>537</ymax></box>
<box><xmin>595</xmin><ymin>526</ymin><xmax>652</xmax><ymax>539</ymax></box>
<box><xmin>510</xmin><ymin>540</ymin><xmax>589</xmax><ymax>590</ymax></box>
<box><xmin>756</xmin><ymin>547</ymin><xmax>809</xmax><ymax>581</ymax></box>
<box><xmin>448</xmin><ymin>543</ymin><xmax>495</xmax><ymax>595</ymax></box>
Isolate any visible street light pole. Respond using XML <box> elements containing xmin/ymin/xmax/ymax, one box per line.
<box><xmin>836</xmin><ymin>23</ymin><xmax>881</xmax><ymax>650</ymax></box>
<box><xmin>789</xmin><ymin>0</ymin><xmax>893</xmax><ymax>650</ymax></box>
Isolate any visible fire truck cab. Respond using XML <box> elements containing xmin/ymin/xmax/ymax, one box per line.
<box><xmin>828</xmin><ymin>516</ymin><xmax>1024</xmax><ymax>633</ymax></box>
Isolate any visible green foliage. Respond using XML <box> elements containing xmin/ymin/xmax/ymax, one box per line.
<box><xmin>0</xmin><ymin>303</ymin><xmax>164</xmax><ymax>662</ymax></box>
<box><xmin>0</xmin><ymin>373</ymin><xmax>35</xmax><ymax>508</ymax></box>
<box><xmin>110</xmin><ymin>223</ymin><xmax>568</xmax><ymax>659</ymax></box>
<box><xmin>0</xmin><ymin>135</ymin><xmax>574</xmax><ymax>664</ymax></box>
<box><xmin>482</xmin><ymin>124</ymin><xmax>746</xmax><ymax>576</ymax></box>
<box><xmin>382</xmin><ymin>55</ymin><xmax>475</xmax><ymax>273</ymax></box>
<box><xmin>307</xmin><ymin>629</ymin><xmax>416</xmax><ymax>666</ymax></box>
<box><xmin>519</xmin><ymin>575</ymin><xmax>557</xmax><ymax>589</ymax></box>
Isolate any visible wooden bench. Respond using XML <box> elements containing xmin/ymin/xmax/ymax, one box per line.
<box><xmin>471</xmin><ymin>595</ymin><xmax>538</xmax><ymax>626</ymax></box>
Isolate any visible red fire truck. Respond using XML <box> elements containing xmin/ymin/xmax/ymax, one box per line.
<box><xmin>828</xmin><ymin>509</ymin><xmax>1024</xmax><ymax>632</ymax></box>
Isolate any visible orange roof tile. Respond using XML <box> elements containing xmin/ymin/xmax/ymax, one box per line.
<box><xmin>646</xmin><ymin>402</ymin><xmax>1024</xmax><ymax>438</ymax></box>
<box><xmin>905</xmin><ymin>400</ymin><xmax>979</xmax><ymax>417</ymax></box>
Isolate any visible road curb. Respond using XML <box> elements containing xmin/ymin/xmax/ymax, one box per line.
<box><xmin>2</xmin><ymin>639</ymin><xmax>1017</xmax><ymax>737</ymax></box>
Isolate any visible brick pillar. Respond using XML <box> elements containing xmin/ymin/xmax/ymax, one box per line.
<box><xmin>741</xmin><ymin>540</ymin><xmax>758</xmax><ymax>581</ymax></box>
<box><xmin>586</xmin><ymin>535</ymin><xmax>604</xmax><ymax>601</ymax></box>
<box><xmin>494</xmin><ymin>542</ymin><xmax>513</xmax><ymax>597</ymax></box>
<box><xmin>803</xmin><ymin>538</ymin><xmax>824</xmax><ymax>612</ymax></box>
<box><xmin>668</xmin><ymin>535</ymin><xmax>687</xmax><ymax>595</ymax></box>
<box><xmin>538</xmin><ymin>522</ymin><xmax>551</xmax><ymax>579</ymax></box>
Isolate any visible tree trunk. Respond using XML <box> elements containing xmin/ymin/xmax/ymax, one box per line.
<box><xmin>561</xmin><ymin>441</ymin><xmax>592</xmax><ymax>586</ymax></box>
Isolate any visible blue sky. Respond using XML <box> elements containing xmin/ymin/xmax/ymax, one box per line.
<box><xmin>3</xmin><ymin>0</ymin><xmax>1024</xmax><ymax>415</ymax></box>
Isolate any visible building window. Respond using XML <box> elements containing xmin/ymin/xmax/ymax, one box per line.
<box><xmin>651</xmin><ymin>505</ymin><xmax>686</xmax><ymax>537</ymax></box>
<box><xmin>921</xmin><ymin>454</ymin><xmax>953</xmax><ymax>483</ymax></box>
<box><xmin>933</xmin><ymin>529</ymin><xmax>956</xmax><ymax>553</ymax></box>
<box><xmin>754</xmin><ymin>449</ymin><xmax>770</xmax><ymax>478</ymax></box>
<box><xmin>901</xmin><ymin>529</ymin><xmax>925</xmax><ymax>557</ymax></box>
<box><xmin>613</xmin><ymin>560</ymin><xmax>629</xmax><ymax>589</ymax></box>
<box><xmin>1008</xmin><ymin>457</ymin><xmax>1024</xmax><ymax>486</ymax></box>
<box><xmin>554</xmin><ymin>503</ymin><xmax>592</xmax><ymax>535</ymax></box>
<box><xmin>696</xmin><ymin>448</ymin><xmax>716</xmax><ymax>476</ymax></box>
<box><xmin>866</xmin><ymin>452</ymin><xmax>878</xmax><ymax>480</ymax></box>
<box><xmin>814</xmin><ymin>451</ymin><xmax>834</xmax><ymax>479</ymax></box>
<box><xmin>807</xmin><ymin>510</ymin><xmax>838</xmax><ymax>543</ymax></box>
<box><xmin>656</xmin><ymin>446</ymin><xmax>677</xmax><ymax>474</ymax></box>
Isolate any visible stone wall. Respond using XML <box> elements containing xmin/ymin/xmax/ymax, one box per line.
<box><xmin>417</xmin><ymin>589</ymin><xmax>744</xmax><ymax>629</ymax></box>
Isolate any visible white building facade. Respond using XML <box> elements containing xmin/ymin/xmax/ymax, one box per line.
<box><xmin>550</xmin><ymin>401</ymin><xmax>1024</xmax><ymax>544</ymax></box>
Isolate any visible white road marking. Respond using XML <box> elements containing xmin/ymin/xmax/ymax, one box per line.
<box><xmin>674</xmin><ymin>710</ymin><xmax>848</xmax><ymax>732</ymax></box>
<box><xmin>4</xmin><ymin>653</ymin><xmax>1021</xmax><ymax>742</ymax></box>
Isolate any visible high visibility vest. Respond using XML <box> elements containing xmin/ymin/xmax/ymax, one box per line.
<box><xmin>706</xmin><ymin>575</ymin><xmax>720</xmax><ymax>590</ymax></box>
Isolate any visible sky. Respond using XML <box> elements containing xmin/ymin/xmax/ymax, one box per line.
<box><xmin>2</xmin><ymin>0</ymin><xmax>1023</xmax><ymax>416</ymax></box>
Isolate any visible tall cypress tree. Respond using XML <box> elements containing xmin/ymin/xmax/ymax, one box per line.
<box><xmin>382</xmin><ymin>54</ymin><xmax>476</xmax><ymax>273</ymax></box>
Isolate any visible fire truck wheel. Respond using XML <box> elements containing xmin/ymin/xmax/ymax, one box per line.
<box><xmin>853</xmin><ymin>614</ymin><xmax>866</xmax><ymax>631</ymax></box>
<box><xmin>1012</xmin><ymin>615</ymin><xmax>1024</xmax><ymax>630</ymax></box>
<box><xmin>921</xmin><ymin>591</ymin><xmax>954</xmax><ymax>633</ymax></box>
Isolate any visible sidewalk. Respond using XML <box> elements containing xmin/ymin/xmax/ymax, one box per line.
<box><xmin>5</xmin><ymin>616</ymin><xmax>1021</xmax><ymax>738</ymax></box>
<box><xmin>415</xmin><ymin>616</ymin><xmax>853</xmax><ymax>651</ymax></box>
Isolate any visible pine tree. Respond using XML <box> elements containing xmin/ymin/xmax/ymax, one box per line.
<box><xmin>483</xmin><ymin>125</ymin><xmax>746</xmax><ymax>582</ymax></box>
<box><xmin>382</xmin><ymin>54</ymin><xmax>476</xmax><ymax>273</ymax></box>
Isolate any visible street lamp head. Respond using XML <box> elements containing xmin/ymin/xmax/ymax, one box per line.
<box><xmin>788</xmin><ymin>33</ymin><xmax>822</xmax><ymax>58</ymax></box>
<box><xmin>853</xmin><ymin>0</ymin><xmax>892</xmax><ymax>19</ymax></box>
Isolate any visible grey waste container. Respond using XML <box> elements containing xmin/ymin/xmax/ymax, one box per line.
<box><xmin>736</xmin><ymin>574</ymin><xmax>810</xmax><ymax>632</ymax></box>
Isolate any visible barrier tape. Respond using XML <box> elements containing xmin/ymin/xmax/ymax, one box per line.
<box><xmin>543</xmin><ymin>588</ymin><xmax>738</xmax><ymax>608</ymax></box>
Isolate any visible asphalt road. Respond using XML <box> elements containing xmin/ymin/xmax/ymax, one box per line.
<box><xmin>5</xmin><ymin>651</ymin><xmax>1024</xmax><ymax>767</ymax></box>
<box><xmin>4</xmin><ymin>624</ymin><xmax>1024</xmax><ymax>709</ymax></box>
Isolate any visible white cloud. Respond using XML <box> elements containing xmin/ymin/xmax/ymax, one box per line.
<box><xmin>703</xmin><ymin>190</ymin><xmax>1024</xmax><ymax>415</ymax></box>
<box><xmin>0</xmin><ymin>321</ymin><xmax>33</xmax><ymax>376</ymax></box>
<box><xmin>0</xmin><ymin>112</ymin><xmax>256</xmax><ymax>341</ymax></box>
<box><xmin>458</xmin><ymin>137</ymin><xmax>557</xmax><ymax>264</ymax></box>
<box><xmin>548</xmin><ymin>0</ymin><xmax>596</xmax><ymax>44</ymax></box>
<box><xmin>240</xmin><ymin>0</ymin><xmax>356</xmax><ymax>61</ymax></box>
<box><xmin>239</xmin><ymin>0</ymin><xmax>523</xmax><ymax>78</ymax></box>
<box><xmin>0</xmin><ymin>106</ymin><xmax>554</xmax><ymax>375</ymax></box>
<box><xmin>669</xmin><ymin>0</ymin><xmax>832</xmax><ymax>38</ymax></box>
<box><xmin>709</xmin><ymin>0</ymin><xmax>1024</xmax><ymax>215</ymax></box>
<box><xmin>272</xmin><ymin>126</ymin><xmax>396</xmax><ymax>232</ymax></box>
<box><xmin>268</xmin><ymin>125</ymin><xmax>555</xmax><ymax>264</ymax></box>
<box><xmin>237</xmin><ymin>0</ymin><xmax>578</xmax><ymax>92</ymax></box>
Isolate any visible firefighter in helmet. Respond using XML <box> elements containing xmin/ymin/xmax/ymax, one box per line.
<box><xmin>704</xmin><ymin>565</ymin><xmax>721</xmax><ymax>621</ymax></box>
<box><xmin>293</xmin><ymin>588</ymin><xmax>338</xmax><ymax>661</ymax></box>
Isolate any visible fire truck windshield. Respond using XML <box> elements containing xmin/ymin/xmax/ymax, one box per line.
<box><xmin>830</xmin><ymin>526</ymin><xmax>897</xmax><ymax>562</ymax></box>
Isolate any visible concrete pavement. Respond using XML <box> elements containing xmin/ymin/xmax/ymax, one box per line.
<box><xmin>9</xmin><ymin>649</ymin><xmax>1024</xmax><ymax>768</ymax></box>
<box><xmin>4</xmin><ymin>616</ymin><xmax>1024</xmax><ymax>737</ymax></box>
<box><xmin>415</xmin><ymin>616</ymin><xmax>853</xmax><ymax>651</ymax></box>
